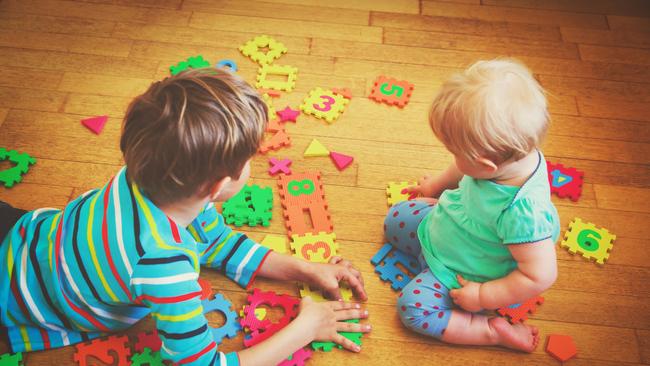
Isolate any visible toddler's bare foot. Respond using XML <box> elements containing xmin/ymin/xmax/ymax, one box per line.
<box><xmin>489</xmin><ymin>317</ymin><xmax>539</xmax><ymax>352</ymax></box>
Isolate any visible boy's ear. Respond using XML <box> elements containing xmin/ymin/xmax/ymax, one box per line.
<box><xmin>475</xmin><ymin>157</ymin><xmax>499</xmax><ymax>174</ymax></box>
<box><xmin>208</xmin><ymin>177</ymin><xmax>231</xmax><ymax>201</ymax></box>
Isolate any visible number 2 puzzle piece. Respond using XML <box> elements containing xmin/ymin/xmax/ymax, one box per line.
<box><xmin>373</xmin><ymin>243</ymin><xmax>422</xmax><ymax>291</ymax></box>
<box><xmin>369</xmin><ymin>76</ymin><xmax>414</xmax><ymax>108</ymax></box>
<box><xmin>547</xmin><ymin>161</ymin><xmax>584</xmax><ymax>202</ymax></box>
<box><xmin>561</xmin><ymin>218</ymin><xmax>615</xmax><ymax>265</ymax></box>
<box><xmin>202</xmin><ymin>294</ymin><xmax>242</xmax><ymax>345</ymax></box>
<box><xmin>239</xmin><ymin>35</ymin><xmax>287</xmax><ymax>65</ymax></box>
<box><xmin>73</xmin><ymin>335</ymin><xmax>131</xmax><ymax>366</ymax></box>
<box><xmin>386</xmin><ymin>181</ymin><xmax>418</xmax><ymax>206</ymax></box>
<box><xmin>290</xmin><ymin>232</ymin><xmax>338</xmax><ymax>263</ymax></box>
<box><xmin>497</xmin><ymin>296</ymin><xmax>544</xmax><ymax>323</ymax></box>
<box><xmin>0</xmin><ymin>148</ymin><xmax>36</xmax><ymax>188</ymax></box>
<box><xmin>0</xmin><ymin>352</ymin><xmax>23</xmax><ymax>366</ymax></box>
<box><xmin>300</xmin><ymin>87</ymin><xmax>349</xmax><ymax>123</ymax></box>
<box><xmin>256</xmin><ymin>64</ymin><xmax>298</xmax><ymax>92</ymax></box>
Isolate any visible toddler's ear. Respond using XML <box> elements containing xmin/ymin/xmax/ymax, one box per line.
<box><xmin>474</xmin><ymin>157</ymin><xmax>498</xmax><ymax>174</ymax></box>
<box><xmin>208</xmin><ymin>177</ymin><xmax>231</xmax><ymax>201</ymax></box>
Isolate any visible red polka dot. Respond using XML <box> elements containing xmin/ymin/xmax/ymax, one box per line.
<box><xmin>410</xmin><ymin>232</ymin><xmax>416</xmax><ymax>239</ymax></box>
<box><xmin>438</xmin><ymin>312</ymin><xmax>444</xmax><ymax>319</ymax></box>
<box><xmin>416</xmin><ymin>279</ymin><xmax>422</xmax><ymax>283</ymax></box>
<box><xmin>433</xmin><ymin>306</ymin><xmax>439</xmax><ymax>310</ymax></box>
<box><xmin>415</xmin><ymin>302</ymin><xmax>421</xmax><ymax>308</ymax></box>
<box><xmin>393</xmin><ymin>211</ymin><xmax>399</xmax><ymax>217</ymax></box>
<box><xmin>409</xmin><ymin>203</ymin><xmax>416</xmax><ymax>208</ymax></box>
<box><xmin>413</xmin><ymin>210</ymin><xmax>420</xmax><ymax>215</ymax></box>
<box><xmin>201</xmin><ymin>221</ymin><xmax>206</xmax><ymax>227</ymax></box>
<box><xmin>422</xmin><ymin>322</ymin><xmax>429</xmax><ymax>329</ymax></box>
<box><xmin>399</xmin><ymin>222</ymin><xmax>405</xmax><ymax>228</ymax></box>
<box><xmin>434</xmin><ymin>293</ymin><xmax>442</xmax><ymax>299</ymax></box>
<box><xmin>434</xmin><ymin>283</ymin><xmax>441</xmax><ymax>289</ymax></box>
<box><xmin>399</xmin><ymin>292</ymin><xmax>403</xmax><ymax>298</ymax></box>
<box><xmin>393</xmin><ymin>236</ymin><xmax>399</xmax><ymax>242</ymax></box>
<box><xmin>413</xmin><ymin>289</ymin><xmax>420</xmax><ymax>295</ymax></box>
<box><xmin>401</xmin><ymin>188</ymin><xmax>408</xmax><ymax>194</ymax></box>
<box><xmin>401</xmin><ymin>306</ymin><xmax>406</xmax><ymax>312</ymax></box>
<box><xmin>423</xmin><ymin>311</ymin><xmax>430</xmax><ymax>316</ymax></box>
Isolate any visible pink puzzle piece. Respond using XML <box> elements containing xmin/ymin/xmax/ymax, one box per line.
<box><xmin>329</xmin><ymin>151</ymin><xmax>353</xmax><ymax>171</ymax></box>
<box><xmin>276</xmin><ymin>106</ymin><xmax>300</xmax><ymax>123</ymax></box>
<box><xmin>81</xmin><ymin>115</ymin><xmax>108</xmax><ymax>135</ymax></box>
<box><xmin>269</xmin><ymin>157</ymin><xmax>292</xmax><ymax>176</ymax></box>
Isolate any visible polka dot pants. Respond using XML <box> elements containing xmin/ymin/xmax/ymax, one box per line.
<box><xmin>385</xmin><ymin>200</ymin><xmax>452</xmax><ymax>339</ymax></box>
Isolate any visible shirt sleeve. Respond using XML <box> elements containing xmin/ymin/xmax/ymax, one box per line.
<box><xmin>496</xmin><ymin>198</ymin><xmax>560</xmax><ymax>245</ymax></box>
<box><xmin>188</xmin><ymin>202</ymin><xmax>271</xmax><ymax>289</ymax></box>
<box><xmin>131</xmin><ymin>252</ymin><xmax>239</xmax><ymax>366</ymax></box>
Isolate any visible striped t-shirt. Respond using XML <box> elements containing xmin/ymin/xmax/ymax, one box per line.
<box><xmin>0</xmin><ymin>167</ymin><xmax>270</xmax><ymax>365</ymax></box>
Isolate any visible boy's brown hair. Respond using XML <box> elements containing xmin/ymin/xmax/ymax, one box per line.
<box><xmin>120</xmin><ymin>68</ymin><xmax>268</xmax><ymax>205</ymax></box>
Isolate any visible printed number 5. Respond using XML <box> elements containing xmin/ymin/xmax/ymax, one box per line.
<box><xmin>380</xmin><ymin>83</ymin><xmax>404</xmax><ymax>97</ymax></box>
<box><xmin>313</xmin><ymin>95</ymin><xmax>335</xmax><ymax>111</ymax></box>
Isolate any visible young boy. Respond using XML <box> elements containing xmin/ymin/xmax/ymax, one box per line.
<box><xmin>0</xmin><ymin>68</ymin><xmax>370</xmax><ymax>365</ymax></box>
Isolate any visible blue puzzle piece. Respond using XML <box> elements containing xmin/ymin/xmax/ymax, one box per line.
<box><xmin>370</xmin><ymin>243</ymin><xmax>393</xmax><ymax>265</ymax></box>
<box><xmin>550</xmin><ymin>169</ymin><xmax>573</xmax><ymax>188</ymax></box>
<box><xmin>372</xmin><ymin>244</ymin><xmax>421</xmax><ymax>291</ymax></box>
<box><xmin>202</xmin><ymin>294</ymin><xmax>241</xmax><ymax>345</ymax></box>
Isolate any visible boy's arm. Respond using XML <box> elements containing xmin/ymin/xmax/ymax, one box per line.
<box><xmin>410</xmin><ymin>162</ymin><xmax>464</xmax><ymax>198</ymax></box>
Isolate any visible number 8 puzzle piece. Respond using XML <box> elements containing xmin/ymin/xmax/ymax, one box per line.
<box><xmin>369</xmin><ymin>76</ymin><xmax>414</xmax><ymax>108</ymax></box>
<box><xmin>561</xmin><ymin>217</ymin><xmax>615</xmax><ymax>265</ymax></box>
<box><xmin>301</xmin><ymin>87</ymin><xmax>349</xmax><ymax>123</ymax></box>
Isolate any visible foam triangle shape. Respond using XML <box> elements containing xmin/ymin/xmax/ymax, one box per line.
<box><xmin>304</xmin><ymin>139</ymin><xmax>329</xmax><ymax>157</ymax></box>
<box><xmin>550</xmin><ymin>169</ymin><xmax>573</xmax><ymax>188</ymax></box>
<box><xmin>81</xmin><ymin>115</ymin><xmax>108</xmax><ymax>135</ymax></box>
<box><xmin>330</xmin><ymin>151</ymin><xmax>354</xmax><ymax>171</ymax></box>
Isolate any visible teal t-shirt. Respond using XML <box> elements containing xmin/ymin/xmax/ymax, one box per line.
<box><xmin>418</xmin><ymin>151</ymin><xmax>560</xmax><ymax>290</ymax></box>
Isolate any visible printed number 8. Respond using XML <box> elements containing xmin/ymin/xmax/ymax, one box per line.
<box><xmin>577</xmin><ymin>229</ymin><xmax>601</xmax><ymax>252</ymax></box>
<box><xmin>380</xmin><ymin>83</ymin><xmax>404</xmax><ymax>97</ymax></box>
<box><xmin>288</xmin><ymin>179</ymin><xmax>315</xmax><ymax>196</ymax></box>
<box><xmin>313</xmin><ymin>95</ymin><xmax>335</xmax><ymax>112</ymax></box>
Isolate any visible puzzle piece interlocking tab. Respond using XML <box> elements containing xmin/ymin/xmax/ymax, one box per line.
<box><xmin>202</xmin><ymin>294</ymin><xmax>241</xmax><ymax>345</ymax></box>
<box><xmin>561</xmin><ymin>217</ymin><xmax>615</xmax><ymax>265</ymax></box>
<box><xmin>371</xmin><ymin>243</ymin><xmax>422</xmax><ymax>291</ymax></box>
<box><xmin>497</xmin><ymin>296</ymin><xmax>545</xmax><ymax>323</ymax></box>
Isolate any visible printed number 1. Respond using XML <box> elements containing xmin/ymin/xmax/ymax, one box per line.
<box><xmin>380</xmin><ymin>83</ymin><xmax>404</xmax><ymax>97</ymax></box>
<box><xmin>313</xmin><ymin>95</ymin><xmax>335</xmax><ymax>111</ymax></box>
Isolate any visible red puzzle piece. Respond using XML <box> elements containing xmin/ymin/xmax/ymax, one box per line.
<box><xmin>546</xmin><ymin>334</ymin><xmax>577</xmax><ymax>362</ymax></box>
<box><xmin>241</xmin><ymin>289</ymin><xmax>300</xmax><ymax>347</ymax></box>
<box><xmin>73</xmin><ymin>335</ymin><xmax>131</xmax><ymax>366</ymax></box>
<box><xmin>547</xmin><ymin>161</ymin><xmax>584</xmax><ymax>202</ymax></box>
<box><xmin>369</xmin><ymin>76</ymin><xmax>414</xmax><ymax>108</ymax></box>
<box><xmin>81</xmin><ymin>115</ymin><xmax>108</xmax><ymax>135</ymax></box>
<box><xmin>134</xmin><ymin>329</ymin><xmax>162</xmax><ymax>353</ymax></box>
<box><xmin>332</xmin><ymin>87</ymin><xmax>352</xmax><ymax>99</ymax></box>
<box><xmin>497</xmin><ymin>296</ymin><xmax>544</xmax><ymax>323</ymax></box>
<box><xmin>329</xmin><ymin>151</ymin><xmax>353</xmax><ymax>171</ymax></box>
<box><xmin>259</xmin><ymin>129</ymin><xmax>291</xmax><ymax>154</ymax></box>
<box><xmin>198</xmin><ymin>278</ymin><xmax>213</xmax><ymax>300</ymax></box>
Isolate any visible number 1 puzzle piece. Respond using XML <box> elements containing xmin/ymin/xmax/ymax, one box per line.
<box><xmin>386</xmin><ymin>181</ymin><xmax>418</xmax><ymax>206</ymax></box>
<box><xmin>561</xmin><ymin>218</ymin><xmax>615</xmax><ymax>265</ymax></box>
<box><xmin>372</xmin><ymin>243</ymin><xmax>422</xmax><ymax>291</ymax></box>
<box><xmin>73</xmin><ymin>335</ymin><xmax>131</xmax><ymax>366</ymax></box>
<box><xmin>497</xmin><ymin>296</ymin><xmax>544</xmax><ymax>323</ymax></box>
<box><xmin>369</xmin><ymin>76</ymin><xmax>414</xmax><ymax>108</ymax></box>
<box><xmin>290</xmin><ymin>232</ymin><xmax>338</xmax><ymax>263</ymax></box>
<box><xmin>256</xmin><ymin>64</ymin><xmax>298</xmax><ymax>92</ymax></box>
<box><xmin>300</xmin><ymin>87</ymin><xmax>349</xmax><ymax>123</ymax></box>
<box><xmin>547</xmin><ymin>161</ymin><xmax>584</xmax><ymax>202</ymax></box>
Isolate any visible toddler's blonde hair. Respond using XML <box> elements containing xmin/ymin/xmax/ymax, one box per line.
<box><xmin>429</xmin><ymin>59</ymin><xmax>549</xmax><ymax>163</ymax></box>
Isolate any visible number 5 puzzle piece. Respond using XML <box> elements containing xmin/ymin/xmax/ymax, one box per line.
<box><xmin>561</xmin><ymin>217</ymin><xmax>615</xmax><ymax>265</ymax></box>
<box><xmin>369</xmin><ymin>76</ymin><xmax>414</xmax><ymax>108</ymax></box>
<box><xmin>300</xmin><ymin>87</ymin><xmax>349</xmax><ymax>123</ymax></box>
<box><xmin>290</xmin><ymin>232</ymin><xmax>338</xmax><ymax>263</ymax></box>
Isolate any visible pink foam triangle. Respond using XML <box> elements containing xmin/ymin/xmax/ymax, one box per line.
<box><xmin>81</xmin><ymin>115</ymin><xmax>108</xmax><ymax>135</ymax></box>
<box><xmin>329</xmin><ymin>151</ymin><xmax>354</xmax><ymax>171</ymax></box>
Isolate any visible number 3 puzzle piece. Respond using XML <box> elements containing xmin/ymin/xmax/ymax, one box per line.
<box><xmin>290</xmin><ymin>232</ymin><xmax>338</xmax><ymax>263</ymax></box>
<box><xmin>561</xmin><ymin>217</ymin><xmax>615</xmax><ymax>265</ymax></box>
<box><xmin>300</xmin><ymin>87</ymin><xmax>349</xmax><ymax>123</ymax></box>
<box><xmin>369</xmin><ymin>76</ymin><xmax>414</xmax><ymax>108</ymax></box>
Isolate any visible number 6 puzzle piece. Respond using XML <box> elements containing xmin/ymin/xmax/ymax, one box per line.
<box><xmin>561</xmin><ymin>217</ymin><xmax>615</xmax><ymax>265</ymax></box>
<box><xmin>369</xmin><ymin>76</ymin><xmax>414</xmax><ymax>108</ymax></box>
<box><xmin>300</xmin><ymin>87</ymin><xmax>349</xmax><ymax>123</ymax></box>
<box><xmin>290</xmin><ymin>232</ymin><xmax>338</xmax><ymax>263</ymax></box>
<box><xmin>256</xmin><ymin>64</ymin><xmax>298</xmax><ymax>92</ymax></box>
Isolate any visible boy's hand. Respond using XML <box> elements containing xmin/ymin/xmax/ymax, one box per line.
<box><xmin>305</xmin><ymin>257</ymin><xmax>368</xmax><ymax>301</ymax></box>
<box><xmin>449</xmin><ymin>275</ymin><xmax>483</xmax><ymax>312</ymax></box>
<box><xmin>296</xmin><ymin>297</ymin><xmax>371</xmax><ymax>352</ymax></box>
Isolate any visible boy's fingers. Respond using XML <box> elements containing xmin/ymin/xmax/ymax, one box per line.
<box><xmin>337</xmin><ymin>321</ymin><xmax>371</xmax><ymax>333</ymax></box>
<box><xmin>349</xmin><ymin>268</ymin><xmax>364</xmax><ymax>286</ymax></box>
<box><xmin>333</xmin><ymin>334</ymin><xmax>361</xmax><ymax>352</ymax></box>
<box><xmin>329</xmin><ymin>301</ymin><xmax>358</xmax><ymax>311</ymax></box>
<box><xmin>329</xmin><ymin>256</ymin><xmax>343</xmax><ymax>265</ymax></box>
<box><xmin>324</xmin><ymin>286</ymin><xmax>343</xmax><ymax>301</ymax></box>
<box><xmin>342</xmin><ymin>270</ymin><xmax>367</xmax><ymax>301</ymax></box>
<box><xmin>335</xmin><ymin>308</ymin><xmax>367</xmax><ymax>321</ymax></box>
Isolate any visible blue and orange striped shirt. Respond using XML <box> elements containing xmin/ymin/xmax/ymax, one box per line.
<box><xmin>0</xmin><ymin>167</ymin><xmax>270</xmax><ymax>365</ymax></box>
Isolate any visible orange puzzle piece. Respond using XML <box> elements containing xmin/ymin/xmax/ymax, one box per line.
<box><xmin>73</xmin><ymin>335</ymin><xmax>131</xmax><ymax>366</ymax></box>
<box><xmin>259</xmin><ymin>129</ymin><xmax>291</xmax><ymax>154</ymax></box>
<box><xmin>497</xmin><ymin>296</ymin><xmax>544</xmax><ymax>323</ymax></box>
<box><xmin>369</xmin><ymin>75</ymin><xmax>414</xmax><ymax>108</ymax></box>
<box><xmin>546</xmin><ymin>334</ymin><xmax>577</xmax><ymax>362</ymax></box>
<box><xmin>277</xmin><ymin>172</ymin><xmax>333</xmax><ymax>236</ymax></box>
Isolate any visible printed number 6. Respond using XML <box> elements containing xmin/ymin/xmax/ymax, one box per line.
<box><xmin>577</xmin><ymin>229</ymin><xmax>602</xmax><ymax>252</ymax></box>
<box><xmin>380</xmin><ymin>83</ymin><xmax>404</xmax><ymax>97</ymax></box>
<box><xmin>301</xmin><ymin>241</ymin><xmax>331</xmax><ymax>261</ymax></box>
<box><xmin>313</xmin><ymin>95</ymin><xmax>335</xmax><ymax>112</ymax></box>
<box><xmin>288</xmin><ymin>179</ymin><xmax>315</xmax><ymax>197</ymax></box>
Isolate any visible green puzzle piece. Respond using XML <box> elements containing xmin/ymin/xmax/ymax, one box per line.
<box><xmin>169</xmin><ymin>55</ymin><xmax>211</xmax><ymax>75</ymax></box>
<box><xmin>130</xmin><ymin>348</ymin><xmax>164</xmax><ymax>366</ymax></box>
<box><xmin>0</xmin><ymin>148</ymin><xmax>36</xmax><ymax>188</ymax></box>
<box><xmin>311</xmin><ymin>319</ymin><xmax>363</xmax><ymax>352</ymax></box>
<box><xmin>222</xmin><ymin>184</ymin><xmax>273</xmax><ymax>227</ymax></box>
<box><xmin>0</xmin><ymin>352</ymin><xmax>23</xmax><ymax>366</ymax></box>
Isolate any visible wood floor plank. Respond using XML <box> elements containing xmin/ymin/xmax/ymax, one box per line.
<box><xmin>0</xmin><ymin>11</ymin><xmax>116</xmax><ymax>36</ymax></box>
<box><xmin>637</xmin><ymin>329</ymin><xmax>650</xmax><ymax>364</ymax></box>
<box><xmin>561</xmin><ymin>27</ymin><xmax>650</xmax><ymax>49</ymax></box>
<box><xmin>189</xmin><ymin>12</ymin><xmax>383</xmax><ymax>43</ymax></box>
<box><xmin>578</xmin><ymin>96</ymin><xmax>650</xmax><ymax>123</ymax></box>
<box><xmin>0</xmin><ymin>108</ymin><xmax>7</xmax><ymax>129</ymax></box>
<box><xmin>0</xmin><ymin>183</ymin><xmax>72</xmax><ymax>210</ymax></box>
<box><xmin>482</xmin><ymin>0</ymin><xmax>650</xmax><ymax>17</ymax></box>
<box><xmin>421</xmin><ymin>1</ymin><xmax>609</xmax><ymax>29</ymax></box>
<box><xmin>0</xmin><ymin>29</ymin><xmax>132</xmax><ymax>57</ymax></box>
<box><xmin>0</xmin><ymin>66</ymin><xmax>63</xmax><ymax>91</ymax></box>
<box><xmin>57</xmin><ymin>72</ymin><xmax>152</xmax><ymax>98</ymax></box>
<box><xmin>370</xmin><ymin>11</ymin><xmax>562</xmax><ymax>41</ymax></box>
<box><xmin>0</xmin><ymin>86</ymin><xmax>66</xmax><ymax>113</ymax></box>
<box><xmin>182</xmin><ymin>0</ymin><xmax>370</xmax><ymax>25</ymax></box>
<box><xmin>580</xmin><ymin>44</ymin><xmax>650</xmax><ymax>66</ymax></box>
<box><xmin>248</xmin><ymin>0</ymin><xmax>419</xmax><ymax>14</ymax></box>
<box><xmin>548</xmin><ymin>115</ymin><xmax>650</xmax><ymax>144</ymax></box>
<box><xmin>593</xmin><ymin>184</ymin><xmax>650</xmax><ymax>214</ymax></box>
<box><xmin>63</xmin><ymin>93</ymin><xmax>131</xmax><ymax>118</ymax></box>
<box><xmin>608</xmin><ymin>15</ymin><xmax>650</xmax><ymax>32</ymax></box>
<box><xmin>540</xmin><ymin>74</ymin><xmax>650</xmax><ymax>103</ymax></box>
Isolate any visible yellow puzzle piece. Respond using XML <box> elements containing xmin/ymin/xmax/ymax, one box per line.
<box><xmin>260</xmin><ymin>234</ymin><xmax>288</xmax><ymax>254</ymax></box>
<box><xmin>256</xmin><ymin>64</ymin><xmax>298</xmax><ymax>92</ymax></box>
<box><xmin>239</xmin><ymin>34</ymin><xmax>287</xmax><ymax>65</ymax></box>
<box><xmin>290</xmin><ymin>232</ymin><xmax>338</xmax><ymax>263</ymax></box>
<box><xmin>386</xmin><ymin>181</ymin><xmax>416</xmax><ymax>206</ymax></box>
<box><xmin>299</xmin><ymin>283</ymin><xmax>353</xmax><ymax>302</ymax></box>
<box><xmin>561</xmin><ymin>217</ymin><xmax>615</xmax><ymax>265</ymax></box>
<box><xmin>303</xmin><ymin>138</ymin><xmax>330</xmax><ymax>157</ymax></box>
<box><xmin>300</xmin><ymin>87</ymin><xmax>349</xmax><ymax>123</ymax></box>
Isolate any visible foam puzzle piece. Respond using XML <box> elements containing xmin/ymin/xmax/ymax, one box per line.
<box><xmin>239</xmin><ymin>35</ymin><xmax>287</xmax><ymax>65</ymax></box>
<box><xmin>546</xmin><ymin>334</ymin><xmax>577</xmax><ymax>362</ymax></box>
<box><xmin>299</xmin><ymin>283</ymin><xmax>352</xmax><ymax>302</ymax></box>
<box><xmin>198</xmin><ymin>278</ymin><xmax>213</xmax><ymax>300</ymax></box>
<box><xmin>290</xmin><ymin>232</ymin><xmax>338</xmax><ymax>263</ymax></box>
<box><xmin>259</xmin><ymin>88</ymin><xmax>282</xmax><ymax>98</ymax></box>
<box><xmin>242</xmin><ymin>289</ymin><xmax>300</xmax><ymax>347</ymax></box>
<box><xmin>259</xmin><ymin>129</ymin><xmax>291</xmax><ymax>154</ymax></box>
<box><xmin>256</xmin><ymin>64</ymin><xmax>298</xmax><ymax>91</ymax></box>
<box><xmin>262</xmin><ymin>93</ymin><xmax>277</xmax><ymax>121</ymax></box>
<box><xmin>268</xmin><ymin>157</ymin><xmax>292</xmax><ymax>176</ymax></box>
<box><xmin>81</xmin><ymin>115</ymin><xmax>108</xmax><ymax>135</ymax></box>
<box><xmin>0</xmin><ymin>148</ymin><xmax>36</xmax><ymax>188</ymax></box>
<box><xmin>202</xmin><ymin>294</ymin><xmax>241</xmax><ymax>345</ymax></box>
<box><xmin>311</xmin><ymin>319</ymin><xmax>362</xmax><ymax>352</ymax></box>
<box><xmin>73</xmin><ymin>335</ymin><xmax>131</xmax><ymax>366</ymax></box>
<box><xmin>372</xmin><ymin>243</ymin><xmax>422</xmax><ymax>291</ymax></box>
<box><xmin>169</xmin><ymin>55</ymin><xmax>210</xmax><ymax>75</ymax></box>
<box><xmin>497</xmin><ymin>296</ymin><xmax>544</xmax><ymax>323</ymax></box>
<box><xmin>134</xmin><ymin>329</ymin><xmax>162</xmax><ymax>353</ymax></box>
<box><xmin>561</xmin><ymin>218</ymin><xmax>615</xmax><ymax>265</ymax></box>
<box><xmin>303</xmin><ymin>139</ymin><xmax>330</xmax><ymax>157</ymax></box>
<box><xmin>547</xmin><ymin>161</ymin><xmax>584</xmax><ymax>202</ymax></box>
<box><xmin>260</xmin><ymin>234</ymin><xmax>288</xmax><ymax>253</ymax></box>
<box><xmin>222</xmin><ymin>184</ymin><xmax>273</xmax><ymax>227</ymax></box>
<box><xmin>278</xmin><ymin>348</ymin><xmax>313</xmax><ymax>366</ymax></box>
<box><xmin>370</xmin><ymin>243</ymin><xmax>393</xmax><ymax>265</ymax></box>
<box><xmin>369</xmin><ymin>76</ymin><xmax>414</xmax><ymax>108</ymax></box>
<box><xmin>386</xmin><ymin>182</ymin><xmax>418</xmax><ymax>206</ymax></box>
<box><xmin>300</xmin><ymin>87</ymin><xmax>349</xmax><ymax>123</ymax></box>
<box><xmin>277</xmin><ymin>172</ymin><xmax>333</xmax><ymax>236</ymax></box>
<box><xmin>130</xmin><ymin>348</ymin><xmax>164</xmax><ymax>366</ymax></box>
<box><xmin>277</xmin><ymin>106</ymin><xmax>300</xmax><ymax>123</ymax></box>
<box><xmin>215</xmin><ymin>59</ymin><xmax>238</xmax><ymax>72</ymax></box>
<box><xmin>0</xmin><ymin>352</ymin><xmax>23</xmax><ymax>366</ymax></box>
<box><xmin>240</xmin><ymin>306</ymin><xmax>267</xmax><ymax>322</ymax></box>
<box><xmin>329</xmin><ymin>151</ymin><xmax>354</xmax><ymax>171</ymax></box>
<box><xmin>332</xmin><ymin>87</ymin><xmax>352</xmax><ymax>99</ymax></box>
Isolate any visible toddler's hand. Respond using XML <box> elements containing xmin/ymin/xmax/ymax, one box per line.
<box><xmin>305</xmin><ymin>256</ymin><xmax>368</xmax><ymax>301</ymax></box>
<box><xmin>296</xmin><ymin>297</ymin><xmax>371</xmax><ymax>352</ymax></box>
<box><xmin>449</xmin><ymin>275</ymin><xmax>483</xmax><ymax>312</ymax></box>
<box><xmin>408</xmin><ymin>174</ymin><xmax>440</xmax><ymax>198</ymax></box>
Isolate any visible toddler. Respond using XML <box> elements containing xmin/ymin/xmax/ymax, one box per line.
<box><xmin>387</xmin><ymin>59</ymin><xmax>559</xmax><ymax>352</ymax></box>
<box><xmin>0</xmin><ymin>68</ymin><xmax>370</xmax><ymax>365</ymax></box>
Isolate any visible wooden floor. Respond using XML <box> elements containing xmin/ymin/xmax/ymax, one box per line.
<box><xmin>1</xmin><ymin>0</ymin><xmax>650</xmax><ymax>364</ymax></box>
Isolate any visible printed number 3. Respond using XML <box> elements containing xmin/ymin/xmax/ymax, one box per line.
<box><xmin>313</xmin><ymin>95</ymin><xmax>335</xmax><ymax>111</ymax></box>
<box><xmin>380</xmin><ymin>83</ymin><xmax>404</xmax><ymax>97</ymax></box>
<box><xmin>288</xmin><ymin>179</ymin><xmax>315</xmax><ymax>196</ymax></box>
<box><xmin>301</xmin><ymin>241</ymin><xmax>331</xmax><ymax>261</ymax></box>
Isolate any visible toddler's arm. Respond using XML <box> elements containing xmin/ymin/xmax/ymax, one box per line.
<box><xmin>479</xmin><ymin>238</ymin><xmax>558</xmax><ymax>309</ymax></box>
<box><xmin>410</xmin><ymin>162</ymin><xmax>464</xmax><ymax>198</ymax></box>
